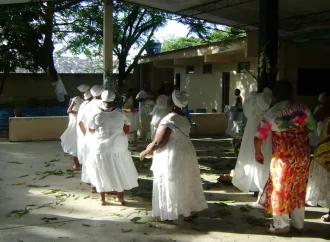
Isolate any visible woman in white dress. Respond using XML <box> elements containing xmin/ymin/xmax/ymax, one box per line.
<box><xmin>231</xmin><ymin>88</ymin><xmax>273</xmax><ymax>206</ymax></box>
<box><xmin>140</xmin><ymin>90</ymin><xmax>208</xmax><ymax>222</ymax></box>
<box><xmin>87</xmin><ymin>90</ymin><xmax>139</xmax><ymax>206</ymax></box>
<box><xmin>149</xmin><ymin>94</ymin><xmax>169</xmax><ymax>141</ymax></box>
<box><xmin>76</xmin><ymin>90</ymin><xmax>93</xmax><ymax>168</ymax></box>
<box><xmin>79</xmin><ymin>85</ymin><xmax>105</xmax><ymax>193</ymax></box>
<box><xmin>61</xmin><ymin>84</ymin><xmax>89</xmax><ymax>170</ymax></box>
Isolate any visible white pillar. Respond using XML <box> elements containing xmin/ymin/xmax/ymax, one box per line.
<box><xmin>103</xmin><ymin>0</ymin><xmax>113</xmax><ymax>84</ymax></box>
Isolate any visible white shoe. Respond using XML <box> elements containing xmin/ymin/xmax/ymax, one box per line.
<box><xmin>252</xmin><ymin>203</ymin><xmax>264</xmax><ymax>209</ymax></box>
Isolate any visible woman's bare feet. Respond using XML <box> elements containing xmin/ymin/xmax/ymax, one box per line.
<box><xmin>117</xmin><ymin>192</ymin><xmax>126</xmax><ymax>205</ymax></box>
<box><xmin>99</xmin><ymin>192</ymin><xmax>106</xmax><ymax>206</ymax></box>
<box><xmin>72</xmin><ymin>157</ymin><xmax>80</xmax><ymax>171</ymax></box>
<box><xmin>91</xmin><ymin>187</ymin><xmax>97</xmax><ymax>193</ymax></box>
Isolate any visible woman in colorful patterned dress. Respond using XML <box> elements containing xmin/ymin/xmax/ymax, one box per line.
<box><xmin>254</xmin><ymin>80</ymin><xmax>317</xmax><ymax>234</ymax></box>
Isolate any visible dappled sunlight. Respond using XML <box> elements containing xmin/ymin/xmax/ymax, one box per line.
<box><xmin>0</xmin><ymin>139</ymin><xmax>329</xmax><ymax>241</ymax></box>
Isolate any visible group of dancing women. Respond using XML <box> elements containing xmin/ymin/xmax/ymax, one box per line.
<box><xmin>61</xmin><ymin>84</ymin><xmax>208</xmax><ymax>221</ymax></box>
<box><xmin>61</xmin><ymin>80</ymin><xmax>330</xmax><ymax>232</ymax></box>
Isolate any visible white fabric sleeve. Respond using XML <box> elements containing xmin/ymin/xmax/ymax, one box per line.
<box><xmin>159</xmin><ymin>116</ymin><xmax>176</xmax><ymax>130</ymax></box>
<box><xmin>123</xmin><ymin>113</ymin><xmax>131</xmax><ymax>125</ymax></box>
<box><xmin>136</xmin><ymin>91</ymin><xmax>148</xmax><ymax>100</ymax></box>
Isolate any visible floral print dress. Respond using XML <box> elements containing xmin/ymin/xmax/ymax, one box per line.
<box><xmin>256</xmin><ymin>100</ymin><xmax>317</xmax><ymax>216</ymax></box>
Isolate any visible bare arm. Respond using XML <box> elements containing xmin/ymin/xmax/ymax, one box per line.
<box><xmin>254</xmin><ymin>137</ymin><xmax>264</xmax><ymax>164</ymax></box>
<box><xmin>67</xmin><ymin>101</ymin><xmax>78</xmax><ymax>115</ymax></box>
<box><xmin>79</xmin><ymin>121</ymin><xmax>86</xmax><ymax>135</ymax></box>
<box><xmin>123</xmin><ymin>124</ymin><xmax>130</xmax><ymax>134</ymax></box>
<box><xmin>140</xmin><ymin>125</ymin><xmax>171</xmax><ymax>160</ymax></box>
<box><xmin>89</xmin><ymin>129</ymin><xmax>95</xmax><ymax>134</ymax></box>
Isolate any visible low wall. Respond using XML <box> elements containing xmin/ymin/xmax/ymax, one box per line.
<box><xmin>190</xmin><ymin>113</ymin><xmax>228</xmax><ymax>136</ymax></box>
<box><xmin>9</xmin><ymin>117</ymin><xmax>68</xmax><ymax>142</ymax></box>
<box><xmin>9</xmin><ymin>113</ymin><xmax>229</xmax><ymax>142</ymax></box>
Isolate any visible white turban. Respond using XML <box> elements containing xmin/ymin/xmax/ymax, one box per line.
<box><xmin>84</xmin><ymin>90</ymin><xmax>92</xmax><ymax>100</ymax></box>
<box><xmin>172</xmin><ymin>90</ymin><xmax>189</xmax><ymax>108</ymax></box>
<box><xmin>90</xmin><ymin>85</ymin><xmax>105</xmax><ymax>97</ymax></box>
<box><xmin>318</xmin><ymin>93</ymin><xmax>326</xmax><ymax>102</ymax></box>
<box><xmin>77</xmin><ymin>84</ymin><xmax>90</xmax><ymax>93</ymax></box>
<box><xmin>101</xmin><ymin>90</ymin><xmax>116</xmax><ymax>102</ymax></box>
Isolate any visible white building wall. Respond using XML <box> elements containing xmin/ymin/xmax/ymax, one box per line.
<box><xmin>174</xmin><ymin>58</ymin><xmax>258</xmax><ymax>112</ymax></box>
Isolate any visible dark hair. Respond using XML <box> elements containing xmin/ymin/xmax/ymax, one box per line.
<box><xmin>167</xmin><ymin>94</ymin><xmax>181</xmax><ymax>110</ymax></box>
<box><xmin>159</xmin><ymin>81</ymin><xmax>173</xmax><ymax>95</ymax></box>
<box><xmin>103</xmin><ymin>101</ymin><xmax>116</xmax><ymax>108</ymax></box>
<box><xmin>272</xmin><ymin>79</ymin><xmax>293</xmax><ymax>101</ymax></box>
<box><xmin>235</xmin><ymin>89</ymin><xmax>241</xmax><ymax>95</ymax></box>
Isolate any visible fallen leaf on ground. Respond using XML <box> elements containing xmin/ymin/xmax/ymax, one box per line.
<box><xmin>41</xmin><ymin>217</ymin><xmax>58</xmax><ymax>223</ymax></box>
<box><xmin>121</xmin><ymin>229</ymin><xmax>133</xmax><ymax>233</ymax></box>
<box><xmin>12</xmin><ymin>182</ymin><xmax>25</xmax><ymax>186</ymax></box>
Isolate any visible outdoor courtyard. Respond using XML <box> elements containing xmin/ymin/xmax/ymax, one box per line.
<box><xmin>0</xmin><ymin>137</ymin><xmax>329</xmax><ymax>242</ymax></box>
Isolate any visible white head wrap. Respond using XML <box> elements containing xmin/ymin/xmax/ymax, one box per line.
<box><xmin>318</xmin><ymin>93</ymin><xmax>326</xmax><ymax>102</ymax></box>
<box><xmin>84</xmin><ymin>90</ymin><xmax>92</xmax><ymax>100</ymax></box>
<box><xmin>77</xmin><ymin>84</ymin><xmax>90</xmax><ymax>93</ymax></box>
<box><xmin>90</xmin><ymin>85</ymin><xmax>105</xmax><ymax>97</ymax></box>
<box><xmin>172</xmin><ymin>90</ymin><xmax>189</xmax><ymax>108</ymax></box>
<box><xmin>101</xmin><ymin>90</ymin><xmax>116</xmax><ymax>102</ymax></box>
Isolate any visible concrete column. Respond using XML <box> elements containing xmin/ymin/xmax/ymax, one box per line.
<box><xmin>103</xmin><ymin>0</ymin><xmax>113</xmax><ymax>84</ymax></box>
<box><xmin>258</xmin><ymin>0</ymin><xmax>279</xmax><ymax>92</ymax></box>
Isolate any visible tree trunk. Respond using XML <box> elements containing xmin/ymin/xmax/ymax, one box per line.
<box><xmin>117</xmin><ymin>56</ymin><xmax>127</xmax><ymax>88</ymax></box>
<box><xmin>39</xmin><ymin>2</ymin><xmax>58</xmax><ymax>82</ymax></box>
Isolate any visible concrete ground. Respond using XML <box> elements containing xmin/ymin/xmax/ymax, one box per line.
<box><xmin>0</xmin><ymin>137</ymin><xmax>329</xmax><ymax>242</ymax></box>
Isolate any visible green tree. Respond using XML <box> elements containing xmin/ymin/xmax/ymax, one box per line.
<box><xmin>0</xmin><ymin>0</ymin><xmax>84</xmax><ymax>79</ymax></box>
<box><xmin>161</xmin><ymin>36</ymin><xmax>202</xmax><ymax>52</ymax></box>
<box><xmin>62</xmin><ymin>0</ymin><xmax>167</xmax><ymax>87</ymax></box>
<box><xmin>161</xmin><ymin>27</ymin><xmax>245</xmax><ymax>52</ymax></box>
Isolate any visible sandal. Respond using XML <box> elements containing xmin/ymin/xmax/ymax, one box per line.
<box><xmin>268</xmin><ymin>224</ymin><xmax>290</xmax><ymax>234</ymax></box>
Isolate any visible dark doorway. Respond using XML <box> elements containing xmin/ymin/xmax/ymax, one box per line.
<box><xmin>175</xmin><ymin>73</ymin><xmax>181</xmax><ymax>90</ymax></box>
<box><xmin>222</xmin><ymin>72</ymin><xmax>230</xmax><ymax>112</ymax></box>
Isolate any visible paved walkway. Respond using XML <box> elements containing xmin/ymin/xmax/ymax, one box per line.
<box><xmin>0</xmin><ymin>139</ymin><xmax>329</xmax><ymax>242</ymax></box>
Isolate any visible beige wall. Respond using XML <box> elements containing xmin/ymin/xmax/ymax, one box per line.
<box><xmin>141</xmin><ymin>64</ymin><xmax>174</xmax><ymax>91</ymax></box>
<box><xmin>8</xmin><ymin>113</ymin><xmax>227</xmax><ymax>141</ymax></box>
<box><xmin>175</xmin><ymin>56</ymin><xmax>257</xmax><ymax>112</ymax></box>
<box><xmin>0</xmin><ymin>72</ymin><xmax>139</xmax><ymax>106</ymax></box>
<box><xmin>190</xmin><ymin>113</ymin><xmax>228</xmax><ymax>135</ymax></box>
<box><xmin>9</xmin><ymin>117</ymin><xmax>68</xmax><ymax>141</ymax></box>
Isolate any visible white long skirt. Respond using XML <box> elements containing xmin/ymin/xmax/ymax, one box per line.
<box><xmin>86</xmin><ymin>150</ymin><xmax>139</xmax><ymax>192</ymax></box>
<box><xmin>151</xmin><ymin>138</ymin><xmax>208</xmax><ymax>221</ymax></box>
<box><xmin>306</xmin><ymin>160</ymin><xmax>330</xmax><ymax>208</ymax></box>
<box><xmin>81</xmin><ymin>132</ymin><xmax>94</xmax><ymax>184</ymax></box>
<box><xmin>152</xmin><ymin>170</ymin><xmax>208</xmax><ymax>221</ymax></box>
<box><xmin>60</xmin><ymin>116</ymin><xmax>78</xmax><ymax>157</ymax></box>
<box><xmin>232</xmin><ymin>114</ymin><xmax>272</xmax><ymax>193</ymax></box>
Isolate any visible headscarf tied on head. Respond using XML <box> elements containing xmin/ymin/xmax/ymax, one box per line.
<box><xmin>77</xmin><ymin>84</ymin><xmax>90</xmax><ymax>93</ymax></box>
<box><xmin>172</xmin><ymin>90</ymin><xmax>189</xmax><ymax>108</ymax></box>
<box><xmin>90</xmin><ymin>85</ymin><xmax>105</xmax><ymax>97</ymax></box>
<box><xmin>101</xmin><ymin>90</ymin><xmax>116</xmax><ymax>102</ymax></box>
<box><xmin>319</xmin><ymin>93</ymin><xmax>326</xmax><ymax>102</ymax></box>
<box><xmin>84</xmin><ymin>90</ymin><xmax>92</xmax><ymax>100</ymax></box>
